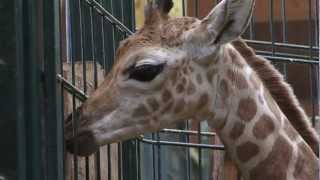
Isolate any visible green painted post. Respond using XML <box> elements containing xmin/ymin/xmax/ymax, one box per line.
<box><xmin>0</xmin><ymin>0</ymin><xmax>62</xmax><ymax>179</ymax></box>
<box><xmin>43</xmin><ymin>0</ymin><xmax>64</xmax><ymax>180</ymax></box>
<box><xmin>0</xmin><ymin>0</ymin><xmax>21</xmax><ymax>179</ymax></box>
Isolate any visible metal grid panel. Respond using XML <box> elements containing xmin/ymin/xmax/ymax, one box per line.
<box><xmin>58</xmin><ymin>0</ymin><xmax>320</xmax><ymax>180</ymax></box>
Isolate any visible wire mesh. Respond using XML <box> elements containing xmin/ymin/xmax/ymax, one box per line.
<box><xmin>57</xmin><ymin>0</ymin><xmax>320</xmax><ymax>180</ymax></box>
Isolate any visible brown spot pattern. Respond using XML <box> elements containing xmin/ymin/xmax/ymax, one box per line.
<box><xmin>182</xmin><ymin>66</ymin><xmax>188</xmax><ymax>74</ymax></box>
<box><xmin>146</xmin><ymin>98</ymin><xmax>160</xmax><ymax>112</ymax></box>
<box><xmin>187</xmin><ymin>82</ymin><xmax>196</xmax><ymax>95</ymax></box>
<box><xmin>250</xmin><ymin>136</ymin><xmax>292</xmax><ymax>180</ymax></box>
<box><xmin>181</xmin><ymin>77</ymin><xmax>187</xmax><ymax>85</ymax></box>
<box><xmin>196</xmin><ymin>74</ymin><xmax>203</xmax><ymax>84</ymax></box>
<box><xmin>132</xmin><ymin>105</ymin><xmax>149</xmax><ymax>117</ymax></box>
<box><xmin>160</xmin><ymin>101</ymin><xmax>174</xmax><ymax>114</ymax></box>
<box><xmin>207</xmin><ymin>68</ymin><xmax>218</xmax><ymax>83</ymax></box>
<box><xmin>237</xmin><ymin>97</ymin><xmax>257</xmax><ymax>122</ymax></box>
<box><xmin>197</xmin><ymin>93</ymin><xmax>209</xmax><ymax>110</ymax></box>
<box><xmin>171</xmin><ymin>71</ymin><xmax>178</xmax><ymax>85</ymax></box>
<box><xmin>176</xmin><ymin>84</ymin><xmax>185</xmax><ymax>93</ymax></box>
<box><xmin>229</xmin><ymin>122</ymin><xmax>245</xmax><ymax>140</ymax></box>
<box><xmin>162</xmin><ymin>89</ymin><xmax>172</xmax><ymax>102</ymax></box>
<box><xmin>236</xmin><ymin>141</ymin><xmax>259</xmax><ymax>162</ymax></box>
<box><xmin>174</xmin><ymin>99</ymin><xmax>185</xmax><ymax>114</ymax></box>
<box><xmin>189</xmin><ymin>66</ymin><xmax>194</xmax><ymax>73</ymax></box>
<box><xmin>227</xmin><ymin>69</ymin><xmax>249</xmax><ymax>89</ymax></box>
<box><xmin>253</xmin><ymin>114</ymin><xmax>275</xmax><ymax>140</ymax></box>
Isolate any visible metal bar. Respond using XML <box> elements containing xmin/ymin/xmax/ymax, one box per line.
<box><xmin>140</xmin><ymin>139</ymin><xmax>225</xmax><ymax>150</ymax></box>
<box><xmin>256</xmin><ymin>52</ymin><xmax>319</xmax><ymax>64</ymax></box>
<box><xmin>198</xmin><ymin>123</ymin><xmax>202</xmax><ymax>180</ymax></box>
<box><xmin>280</xmin><ymin>0</ymin><xmax>288</xmax><ymax>79</ymax></box>
<box><xmin>161</xmin><ymin>128</ymin><xmax>217</xmax><ymax>137</ymax></box>
<box><xmin>249</xmin><ymin>9</ymin><xmax>255</xmax><ymax>40</ymax></box>
<box><xmin>78</xmin><ymin>1</ymin><xmax>91</xmax><ymax>179</ymax></box>
<box><xmin>43</xmin><ymin>0</ymin><xmax>64</xmax><ymax>179</ymax></box>
<box><xmin>152</xmin><ymin>133</ymin><xmax>156</xmax><ymax>180</ymax></box>
<box><xmin>269</xmin><ymin>0</ymin><xmax>275</xmax><ymax>55</ymax></box>
<box><xmin>57</xmin><ymin>74</ymin><xmax>88</xmax><ymax>102</ymax></box>
<box><xmin>186</xmin><ymin>121</ymin><xmax>191</xmax><ymax>180</ymax></box>
<box><xmin>107</xmin><ymin>144</ymin><xmax>112</xmax><ymax>180</ymax></box>
<box><xmin>82</xmin><ymin>0</ymin><xmax>133</xmax><ymax>36</ymax></box>
<box><xmin>308</xmin><ymin>0</ymin><xmax>317</xmax><ymax>126</ymax></box>
<box><xmin>281</xmin><ymin>0</ymin><xmax>287</xmax><ymax>43</ymax></box>
<box><xmin>245</xmin><ymin>39</ymin><xmax>319</xmax><ymax>51</ymax></box>
<box><xmin>156</xmin><ymin>133</ymin><xmax>161</xmax><ymax>180</ymax></box>
<box><xmin>59</xmin><ymin>1</ymin><xmax>320</xmax><ymax>180</ymax></box>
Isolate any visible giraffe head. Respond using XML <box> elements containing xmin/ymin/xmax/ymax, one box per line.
<box><xmin>66</xmin><ymin>0</ymin><xmax>255</xmax><ymax>156</ymax></box>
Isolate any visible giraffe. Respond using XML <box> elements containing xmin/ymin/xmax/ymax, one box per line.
<box><xmin>65</xmin><ymin>0</ymin><xmax>319</xmax><ymax>179</ymax></box>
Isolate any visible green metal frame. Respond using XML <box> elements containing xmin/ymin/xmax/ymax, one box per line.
<box><xmin>0</xmin><ymin>0</ymin><xmax>62</xmax><ymax>179</ymax></box>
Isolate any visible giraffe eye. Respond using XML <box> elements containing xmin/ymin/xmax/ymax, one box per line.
<box><xmin>128</xmin><ymin>64</ymin><xmax>165</xmax><ymax>82</ymax></box>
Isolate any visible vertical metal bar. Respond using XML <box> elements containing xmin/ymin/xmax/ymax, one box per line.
<box><xmin>110</xmin><ymin>0</ymin><xmax>116</xmax><ymax>65</ymax></box>
<box><xmin>152</xmin><ymin>133</ymin><xmax>156</xmax><ymax>180</ymax></box>
<box><xmin>11</xmin><ymin>0</ymin><xmax>26</xmax><ymax>179</ymax></box>
<box><xmin>157</xmin><ymin>133</ymin><xmax>161</xmax><ymax>180</ymax></box>
<box><xmin>182</xmin><ymin>0</ymin><xmax>186</xmax><ymax>16</ymax></box>
<box><xmin>195</xmin><ymin>0</ymin><xmax>199</xmax><ymax>17</ymax></box>
<box><xmin>71</xmin><ymin>2</ymin><xmax>79</xmax><ymax>178</ymax></box>
<box><xmin>281</xmin><ymin>0</ymin><xmax>287</xmax><ymax>43</ymax></box>
<box><xmin>137</xmin><ymin>140</ymin><xmax>141</xmax><ymax>180</ymax></box>
<box><xmin>80</xmin><ymin>0</ymin><xmax>88</xmax><ymax>179</ymax></box>
<box><xmin>186</xmin><ymin>121</ymin><xmax>191</xmax><ymax>180</ymax></box>
<box><xmin>59</xmin><ymin>8</ymin><xmax>67</xmax><ymax>176</ymax></box>
<box><xmin>280</xmin><ymin>0</ymin><xmax>288</xmax><ymax>79</ymax></box>
<box><xmin>43</xmin><ymin>0</ymin><xmax>64</xmax><ymax>179</ymax></box>
<box><xmin>107</xmin><ymin>145</ymin><xmax>112</xmax><ymax>180</ymax></box>
<box><xmin>315</xmin><ymin>0</ymin><xmax>319</xmax><ymax>46</ymax></box>
<box><xmin>101</xmin><ymin>18</ymin><xmax>107</xmax><ymax>73</ymax></box>
<box><xmin>197</xmin><ymin>123</ymin><xmax>202</xmax><ymax>180</ymax></box>
<box><xmin>317</xmin><ymin>0</ymin><xmax>320</xmax><ymax>162</ymax></box>
<box><xmin>249</xmin><ymin>11</ymin><xmax>255</xmax><ymax>40</ymax></box>
<box><xmin>118</xmin><ymin>143</ymin><xmax>122</xmax><ymax>180</ymax></box>
<box><xmin>107</xmin><ymin>4</ymin><xmax>114</xmax><ymax>180</ymax></box>
<box><xmin>269</xmin><ymin>0</ymin><xmax>275</xmax><ymax>56</ymax></box>
<box><xmin>308</xmin><ymin>0</ymin><xmax>317</xmax><ymax>126</ymax></box>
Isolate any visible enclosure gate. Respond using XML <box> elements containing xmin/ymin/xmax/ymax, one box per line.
<box><xmin>0</xmin><ymin>0</ymin><xmax>318</xmax><ymax>180</ymax></box>
<box><xmin>57</xmin><ymin>0</ymin><xmax>320</xmax><ymax>180</ymax></box>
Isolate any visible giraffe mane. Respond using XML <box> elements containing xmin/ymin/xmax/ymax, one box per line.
<box><xmin>232</xmin><ymin>38</ymin><xmax>320</xmax><ymax>155</ymax></box>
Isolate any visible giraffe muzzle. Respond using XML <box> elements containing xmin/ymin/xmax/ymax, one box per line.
<box><xmin>65</xmin><ymin>107</ymin><xmax>100</xmax><ymax>156</ymax></box>
<box><xmin>66</xmin><ymin>130</ymin><xmax>99</xmax><ymax>156</ymax></box>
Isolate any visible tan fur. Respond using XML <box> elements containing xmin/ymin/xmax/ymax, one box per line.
<box><xmin>232</xmin><ymin>39</ymin><xmax>320</xmax><ymax>155</ymax></box>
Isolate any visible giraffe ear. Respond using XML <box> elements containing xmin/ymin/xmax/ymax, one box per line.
<box><xmin>144</xmin><ymin>0</ymin><xmax>173</xmax><ymax>25</ymax></box>
<box><xmin>187</xmin><ymin>0</ymin><xmax>255</xmax><ymax>45</ymax></box>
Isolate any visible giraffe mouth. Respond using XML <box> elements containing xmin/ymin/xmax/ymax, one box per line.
<box><xmin>65</xmin><ymin>109</ymin><xmax>152</xmax><ymax>156</ymax></box>
<box><xmin>66</xmin><ymin>130</ymin><xmax>99</xmax><ymax>156</ymax></box>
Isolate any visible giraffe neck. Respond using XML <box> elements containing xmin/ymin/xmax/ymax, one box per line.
<box><xmin>205</xmin><ymin>44</ymin><xmax>318</xmax><ymax>180</ymax></box>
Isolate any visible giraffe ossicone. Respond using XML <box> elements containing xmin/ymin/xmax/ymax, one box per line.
<box><xmin>65</xmin><ymin>0</ymin><xmax>319</xmax><ymax>179</ymax></box>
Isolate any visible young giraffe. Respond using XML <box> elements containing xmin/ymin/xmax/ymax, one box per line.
<box><xmin>65</xmin><ymin>0</ymin><xmax>319</xmax><ymax>179</ymax></box>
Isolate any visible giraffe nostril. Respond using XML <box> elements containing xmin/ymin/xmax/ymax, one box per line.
<box><xmin>66</xmin><ymin>130</ymin><xmax>99</xmax><ymax>157</ymax></box>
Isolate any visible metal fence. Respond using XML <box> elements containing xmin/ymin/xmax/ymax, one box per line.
<box><xmin>56</xmin><ymin>0</ymin><xmax>320</xmax><ymax>180</ymax></box>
